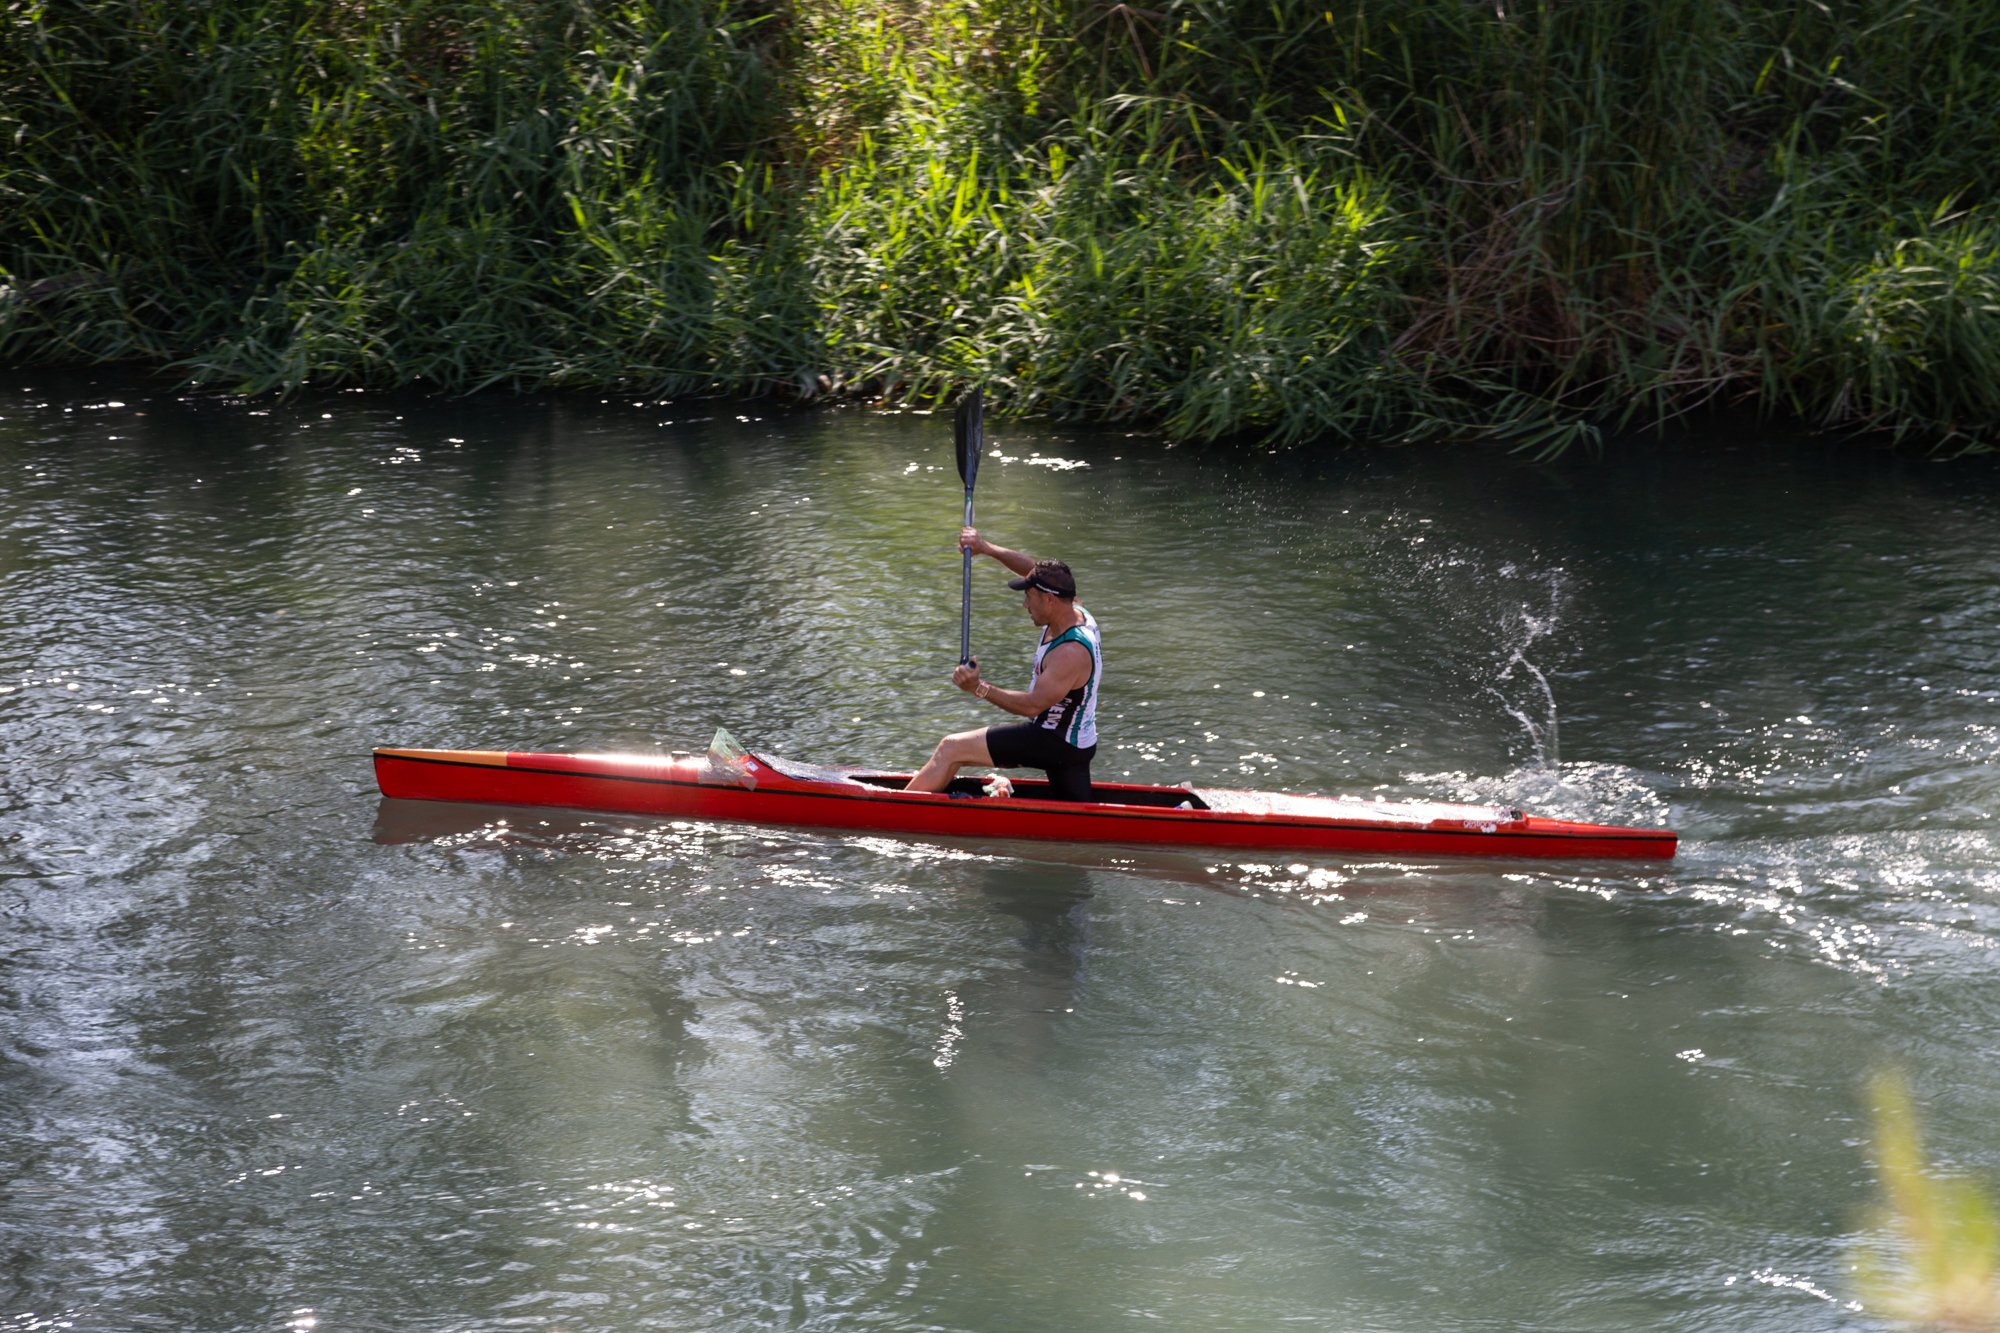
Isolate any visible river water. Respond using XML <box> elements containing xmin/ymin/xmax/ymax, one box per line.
<box><xmin>4</xmin><ymin>369</ymin><xmax>1998</xmax><ymax>1331</ymax></box>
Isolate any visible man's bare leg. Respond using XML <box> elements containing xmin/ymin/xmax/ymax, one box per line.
<box><xmin>906</xmin><ymin>728</ymin><xmax>994</xmax><ymax>793</ymax></box>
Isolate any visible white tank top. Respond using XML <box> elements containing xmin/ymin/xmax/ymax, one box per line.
<box><xmin>1029</xmin><ymin>613</ymin><xmax>1101</xmax><ymax>749</ymax></box>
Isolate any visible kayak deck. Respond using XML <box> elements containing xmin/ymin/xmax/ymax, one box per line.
<box><xmin>372</xmin><ymin>746</ymin><xmax>1677</xmax><ymax>861</ymax></box>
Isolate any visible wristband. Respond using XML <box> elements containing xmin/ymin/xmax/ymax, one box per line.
<box><xmin>976</xmin><ymin>681</ymin><xmax>992</xmax><ymax>700</ymax></box>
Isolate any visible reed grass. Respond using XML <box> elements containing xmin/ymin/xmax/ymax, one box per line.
<box><xmin>3</xmin><ymin>0</ymin><xmax>1998</xmax><ymax>449</ymax></box>
<box><xmin>1853</xmin><ymin>1071</ymin><xmax>2000</xmax><ymax>1328</ymax></box>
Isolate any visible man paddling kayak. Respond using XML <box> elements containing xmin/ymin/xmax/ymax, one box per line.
<box><xmin>906</xmin><ymin>528</ymin><xmax>1102</xmax><ymax>800</ymax></box>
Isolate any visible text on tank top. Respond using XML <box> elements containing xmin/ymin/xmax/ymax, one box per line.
<box><xmin>1028</xmin><ymin>616</ymin><xmax>1101</xmax><ymax>749</ymax></box>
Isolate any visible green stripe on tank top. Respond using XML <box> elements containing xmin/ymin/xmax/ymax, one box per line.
<box><xmin>1065</xmin><ymin>635</ymin><xmax>1097</xmax><ymax>746</ymax></box>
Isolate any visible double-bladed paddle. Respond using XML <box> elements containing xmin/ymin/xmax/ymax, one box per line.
<box><xmin>954</xmin><ymin>386</ymin><xmax>985</xmax><ymax>666</ymax></box>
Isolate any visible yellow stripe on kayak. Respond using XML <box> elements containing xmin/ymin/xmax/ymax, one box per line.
<box><xmin>374</xmin><ymin>747</ymin><xmax>512</xmax><ymax>767</ymax></box>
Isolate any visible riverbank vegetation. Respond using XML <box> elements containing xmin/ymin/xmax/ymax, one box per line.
<box><xmin>1855</xmin><ymin>1072</ymin><xmax>2000</xmax><ymax>1327</ymax></box>
<box><xmin>4</xmin><ymin>0</ymin><xmax>1997</xmax><ymax>450</ymax></box>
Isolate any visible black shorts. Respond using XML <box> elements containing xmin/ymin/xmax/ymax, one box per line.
<box><xmin>985</xmin><ymin>723</ymin><xmax>1096</xmax><ymax>802</ymax></box>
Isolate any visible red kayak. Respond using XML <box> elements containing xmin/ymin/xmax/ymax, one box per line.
<box><xmin>373</xmin><ymin>742</ymin><xmax>1677</xmax><ymax>861</ymax></box>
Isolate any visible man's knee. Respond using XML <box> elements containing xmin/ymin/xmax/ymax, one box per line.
<box><xmin>934</xmin><ymin>728</ymin><xmax>992</xmax><ymax>766</ymax></box>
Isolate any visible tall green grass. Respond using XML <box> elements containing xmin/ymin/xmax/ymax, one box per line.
<box><xmin>1853</xmin><ymin>1072</ymin><xmax>2000</xmax><ymax>1327</ymax></box>
<box><xmin>0</xmin><ymin>0</ymin><xmax>790</xmax><ymax>389</ymax></box>
<box><xmin>805</xmin><ymin>97</ymin><xmax>1404</xmax><ymax>443</ymax></box>
<box><xmin>3</xmin><ymin>0</ymin><xmax>1998</xmax><ymax>449</ymax></box>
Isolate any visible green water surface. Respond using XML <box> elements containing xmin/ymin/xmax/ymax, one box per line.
<box><xmin>4</xmin><ymin>372</ymin><xmax>1998</xmax><ymax>1331</ymax></box>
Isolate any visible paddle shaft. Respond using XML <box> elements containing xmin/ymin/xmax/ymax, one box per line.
<box><xmin>959</xmin><ymin>487</ymin><xmax>975</xmax><ymax>664</ymax></box>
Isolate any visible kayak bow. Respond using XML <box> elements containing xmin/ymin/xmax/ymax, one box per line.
<box><xmin>372</xmin><ymin>745</ymin><xmax>1677</xmax><ymax>861</ymax></box>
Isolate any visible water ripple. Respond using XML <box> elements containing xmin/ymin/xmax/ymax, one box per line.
<box><xmin>10</xmin><ymin>373</ymin><xmax>2000</xmax><ymax>1330</ymax></box>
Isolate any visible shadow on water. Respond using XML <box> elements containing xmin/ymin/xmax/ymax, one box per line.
<box><xmin>372</xmin><ymin>796</ymin><xmax>613</xmax><ymax>848</ymax></box>
<box><xmin>965</xmin><ymin>857</ymin><xmax>1096</xmax><ymax>1002</ymax></box>
<box><xmin>911</xmin><ymin>859</ymin><xmax>1101</xmax><ymax>1093</ymax></box>
<box><xmin>374</xmin><ymin>797</ymin><xmax>1213</xmax><ymax>890</ymax></box>
<box><xmin>372</xmin><ymin>798</ymin><xmax>1675</xmax><ymax>908</ymax></box>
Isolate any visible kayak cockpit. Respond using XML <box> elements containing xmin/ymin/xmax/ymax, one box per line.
<box><xmin>836</xmin><ymin>769</ymin><xmax>1212</xmax><ymax>809</ymax></box>
<box><xmin>751</xmin><ymin>749</ymin><xmax>1520</xmax><ymax>821</ymax></box>
<box><xmin>748</xmin><ymin>748</ymin><xmax>1208</xmax><ymax>809</ymax></box>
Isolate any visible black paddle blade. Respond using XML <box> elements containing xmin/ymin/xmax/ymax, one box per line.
<box><xmin>954</xmin><ymin>386</ymin><xmax>984</xmax><ymax>490</ymax></box>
